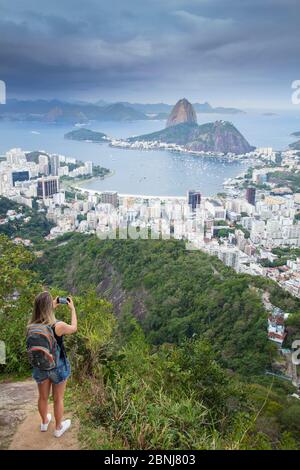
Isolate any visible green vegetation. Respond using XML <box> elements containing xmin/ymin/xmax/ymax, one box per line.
<box><xmin>128</xmin><ymin>121</ymin><xmax>253</xmax><ymax>154</ymax></box>
<box><xmin>260</xmin><ymin>258</ymin><xmax>288</xmax><ymax>268</ymax></box>
<box><xmin>0</xmin><ymin>196</ymin><xmax>53</xmax><ymax>244</ymax></box>
<box><xmin>272</xmin><ymin>247</ymin><xmax>300</xmax><ymax>258</ymax></box>
<box><xmin>1</xmin><ymin>233</ymin><xmax>300</xmax><ymax>448</ymax></box>
<box><xmin>64</xmin><ymin>128</ymin><xmax>109</xmax><ymax>142</ymax></box>
<box><xmin>267</xmin><ymin>171</ymin><xmax>300</xmax><ymax>192</ymax></box>
<box><xmin>33</xmin><ymin>234</ymin><xmax>300</xmax><ymax>375</ymax></box>
<box><xmin>215</xmin><ymin>228</ymin><xmax>235</xmax><ymax>238</ymax></box>
<box><xmin>244</xmin><ymin>167</ymin><xmax>254</xmax><ymax>180</ymax></box>
<box><xmin>64</xmin><ymin>190</ymin><xmax>86</xmax><ymax>202</ymax></box>
<box><xmin>25</xmin><ymin>150</ymin><xmax>49</xmax><ymax>164</ymax></box>
<box><xmin>260</xmin><ymin>247</ymin><xmax>300</xmax><ymax>268</ymax></box>
<box><xmin>92</xmin><ymin>165</ymin><xmax>111</xmax><ymax>178</ymax></box>
<box><xmin>235</xmin><ymin>224</ymin><xmax>250</xmax><ymax>239</ymax></box>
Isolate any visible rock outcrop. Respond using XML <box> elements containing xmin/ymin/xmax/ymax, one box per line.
<box><xmin>166</xmin><ymin>98</ymin><xmax>197</xmax><ymax>128</ymax></box>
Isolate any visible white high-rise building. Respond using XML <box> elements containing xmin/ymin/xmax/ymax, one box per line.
<box><xmin>50</xmin><ymin>154</ymin><xmax>60</xmax><ymax>176</ymax></box>
<box><xmin>6</xmin><ymin>148</ymin><xmax>26</xmax><ymax>165</ymax></box>
<box><xmin>84</xmin><ymin>161</ymin><xmax>93</xmax><ymax>175</ymax></box>
<box><xmin>38</xmin><ymin>155</ymin><xmax>49</xmax><ymax>175</ymax></box>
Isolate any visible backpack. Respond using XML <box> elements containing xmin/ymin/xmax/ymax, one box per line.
<box><xmin>26</xmin><ymin>323</ymin><xmax>60</xmax><ymax>370</ymax></box>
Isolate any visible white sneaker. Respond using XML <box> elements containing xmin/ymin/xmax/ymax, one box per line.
<box><xmin>40</xmin><ymin>413</ymin><xmax>52</xmax><ymax>432</ymax></box>
<box><xmin>54</xmin><ymin>419</ymin><xmax>71</xmax><ymax>438</ymax></box>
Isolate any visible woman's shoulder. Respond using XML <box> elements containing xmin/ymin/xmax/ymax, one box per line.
<box><xmin>52</xmin><ymin>320</ymin><xmax>64</xmax><ymax>336</ymax></box>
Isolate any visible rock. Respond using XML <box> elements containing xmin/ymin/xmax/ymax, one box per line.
<box><xmin>0</xmin><ymin>380</ymin><xmax>38</xmax><ymax>449</ymax></box>
<box><xmin>166</xmin><ymin>98</ymin><xmax>197</xmax><ymax>128</ymax></box>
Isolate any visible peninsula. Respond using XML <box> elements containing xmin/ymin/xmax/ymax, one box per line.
<box><xmin>112</xmin><ymin>98</ymin><xmax>254</xmax><ymax>155</ymax></box>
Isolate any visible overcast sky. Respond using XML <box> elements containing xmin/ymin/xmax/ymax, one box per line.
<box><xmin>0</xmin><ymin>0</ymin><xmax>299</xmax><ymax>108</ymax></box>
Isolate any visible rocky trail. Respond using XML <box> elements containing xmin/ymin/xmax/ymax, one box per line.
<box><xmin>0</xmin><ymin>379</ymin><xmax>79</xmax><ymax>450</ymax></box>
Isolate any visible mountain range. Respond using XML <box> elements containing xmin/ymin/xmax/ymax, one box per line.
<box><xmin>0</xmin><ymin>99</ymin><xmax>146</xmax><ymax>124</ymax></box>
<box><xmin>97</xmin><ymin>100</ymin><xmax>245</xmax><ymax>115</ymax></box>
<box><xmin>0</xmin><ymin>99</ymin><xmax>245</xmax><ymax>124</ymax></box>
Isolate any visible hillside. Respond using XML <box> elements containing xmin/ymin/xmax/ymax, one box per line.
<box><xmin>33</xmin><ymin>234</ymin><xmax>300</xmax><ymax>375</ymax></box>
<box><xmin>128</xmin><ymin>120</ymin><xmax>254</xmax><ymax>154</ymax></box>
<box><xmin>1</xmin><ymin>233</ymin><xmax>300</xmax><ymax>449</ymax></box>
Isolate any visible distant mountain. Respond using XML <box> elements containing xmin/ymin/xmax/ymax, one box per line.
<box><xmin>289</xmin><ymin>139</ymin><xmax>300</xmax><ymax>150</ymax></box>
<box><xmin>166</xmin><ymin>98</ymin><xmax>197</xmax><ymax>128</ymax></box>
<box><xmin>64</xmin><ymin>128</ymin><xmax>109</xmax><ymax>142</ymax></box>
<box><xmin>0</xmin><ymin>99</ymin><xmax>245</xmax><ymax>123</ymax></box>
<box><xmin>103</xmin><ymin>103</ymin><xmax>146</xmax><ymax>121</ymax></box>
<box><xmin>289</xmin><ymin>130</ymin><xmax>300</xmax><ymax>150</ymax></box>
<box><xmin>128</xmin><ymin>120</ymin><xmax>254</xmax><ymax>154</ymax></box>
<box><xmin>114</xmin><ymin>101</ymin><xmax>245</xmax><ymax>115</ymax></box>
<box><xmin>0</xmin><ymin>99</ymin><xmax>148</xmax><ymax>123</ymax></box>
<box><xmin>26</xmin><ymin>150</ymin><xmax>49</xmax><ymax>163</ymax></box>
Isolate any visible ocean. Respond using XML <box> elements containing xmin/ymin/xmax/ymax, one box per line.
<box><xmin>0</xmin><ymin>109</ymin><xmax>299</xmax><ymax>196</ymax></box>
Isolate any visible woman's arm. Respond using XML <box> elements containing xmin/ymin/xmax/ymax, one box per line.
<box><xmin>54</xmin><ymin>297</ymin><xmax>77</xmax><ymax>336</ymax></box>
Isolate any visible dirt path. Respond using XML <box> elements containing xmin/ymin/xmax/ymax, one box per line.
<box><xmin>0</xmin><ymin>379</ymin><xmax>79</xmax><ymax>450</ymax></box>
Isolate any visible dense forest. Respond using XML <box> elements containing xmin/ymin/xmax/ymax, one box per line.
<box><xmin>34</xmin><ymin>234</ymin><xmax>300</xmax><ymax>375</ymax></box>
<box><xmin>1</xmin><ymin>232</ymin><xmax>300</xmax><ymax>449</ymax></box>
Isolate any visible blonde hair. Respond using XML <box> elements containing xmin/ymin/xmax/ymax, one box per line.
<box><xmin>30</xmin><ymin>291</ymin><xmax>56</xmax><ymax>326</ymax></box>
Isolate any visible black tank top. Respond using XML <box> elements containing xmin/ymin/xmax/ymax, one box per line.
<box><xmin>52</xmin><ymin>321</ymin><xmax>67</xmax><ymax>360</ymax></box>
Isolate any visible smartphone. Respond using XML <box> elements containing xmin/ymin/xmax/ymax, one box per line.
<box><xmin>57</xmin><ymin>297</ymin><xmax>69</xmax><ymax>305</ymax></box>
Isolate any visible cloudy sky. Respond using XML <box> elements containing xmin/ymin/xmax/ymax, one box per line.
<box><xmin>0</xmin><ymin>0</ymin><xmax>299</xmax><ymax>108</ymax></box>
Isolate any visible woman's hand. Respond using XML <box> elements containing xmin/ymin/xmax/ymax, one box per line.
<box><xmin>55</xmin><ymin>296</ymin><xmax>77</xmax><ymax>336</ymax></box>
<box><xmin>67</xmin><ymin>296</ymin><xmax>75</xmax><ymax>311</ymax></box>
<box><xmin>53</xmin><ymin>296</ymin><xmax>59</xmax><ymax>309</ymax></box>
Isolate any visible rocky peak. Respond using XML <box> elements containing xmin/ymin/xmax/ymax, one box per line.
<box><xmin>166</xmin><ymin>98</ymin><xmax>197</xmax><ymax>128</ymax></box>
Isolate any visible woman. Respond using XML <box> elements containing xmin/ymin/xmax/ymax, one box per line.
<box><xmin>29</xmin><ymin>291</ymin><xmax>77</xmax><ymax>438</ymax></box>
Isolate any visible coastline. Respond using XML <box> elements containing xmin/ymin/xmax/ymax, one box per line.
<box><xmin>61</xmin><ymin>169</ymin><xmax>115</xmax><ymax>192</ymax></box>
<box><xmin>110</xmin><ymin>140</ymin><xmax>254</xmax><ymax>162</ymax></box>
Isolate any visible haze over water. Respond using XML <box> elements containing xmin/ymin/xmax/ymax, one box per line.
<box><xmin>0</xmin><ymin>110</ymin><xmax>299</xmax><ymax>196</ymax></box>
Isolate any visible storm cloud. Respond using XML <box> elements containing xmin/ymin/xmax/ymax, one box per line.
<box><xmin>0</xmin><ymin>0</ymin><xmax>299</xmax><ymax>107</ymax></box>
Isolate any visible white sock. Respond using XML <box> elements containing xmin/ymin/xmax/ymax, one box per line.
<box><xmin>54</xmin><ymin>419</ymin><xmax>71</xmax><ymax>438</ymax></box>
<box><xmin>40</xmin><ymin>413</ymin><xmax>52</xmax><ymax>432</ymax></box>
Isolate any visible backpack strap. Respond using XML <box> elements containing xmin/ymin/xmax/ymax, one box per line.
<box><xmin>51</xmin><ymin>321</ymin><xmax>67</xmax><ymax>359</ymax></box>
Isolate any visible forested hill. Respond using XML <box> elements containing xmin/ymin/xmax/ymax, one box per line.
<box><xmin>34</xmin><ymin>233</ymin><xmax>300</xmax><ymax>376</ymax></box>
<box><xmin>1</xmin><ymin>232</ymin><xmax>300</xmax><ymax>449</ymax></box>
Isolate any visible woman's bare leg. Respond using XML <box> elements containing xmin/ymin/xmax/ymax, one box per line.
<box><xmin>52</xmin><ymin>380</ymin><xmax>67</xmax><ymax>430</ymax></box>
<box><xmin>37</xmin><ymin>379</ymin><xmax>51</xmax><ymax>424</ymax></box>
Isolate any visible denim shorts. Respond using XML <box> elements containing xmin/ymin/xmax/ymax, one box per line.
<box><xmin>32</xmin><ymin>356</ymin><xmax>71</xmax><ymax>385</ymax></box>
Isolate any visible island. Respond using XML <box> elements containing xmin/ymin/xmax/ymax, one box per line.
<box><xmin>64</xmin><ymin>128</ymin><xmax>110</xmax><ymax>142</ymax></box>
